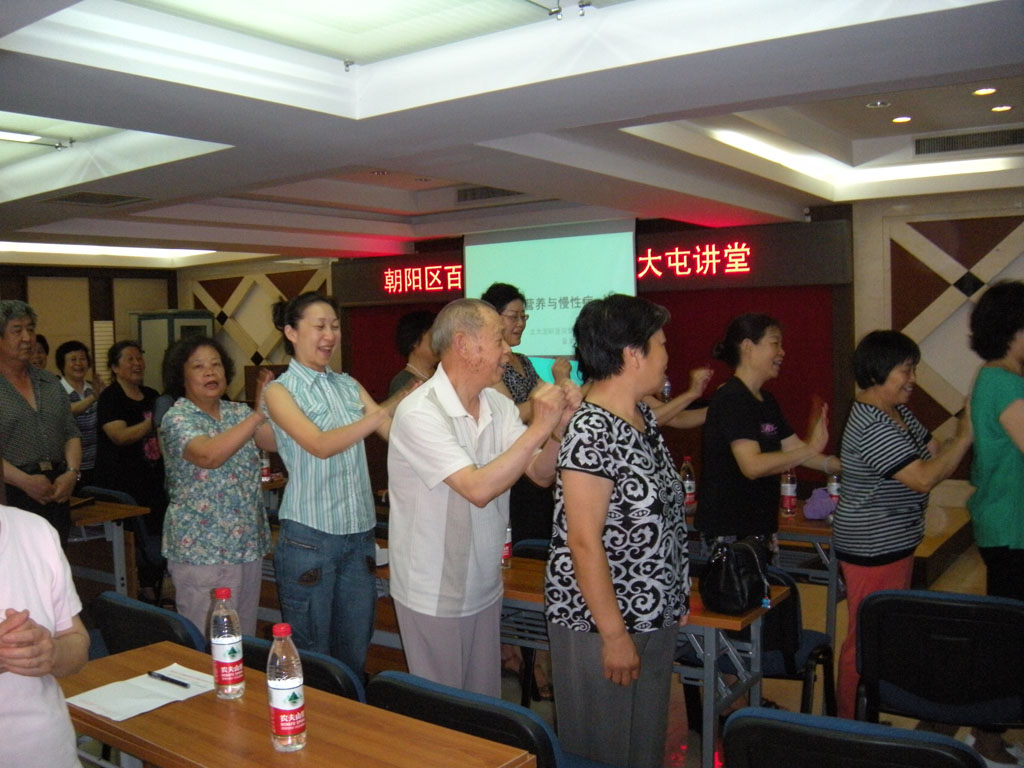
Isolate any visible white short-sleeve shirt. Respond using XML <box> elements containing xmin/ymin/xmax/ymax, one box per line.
<box><xmin>0</xmin><ymin>505</ymin><xmax>83</xmax><ymax>768</ymax></box>
<box><xmin>387</xmin><ymin>363</ymin><xmax>527</xmax><ymax>618</ymax></box>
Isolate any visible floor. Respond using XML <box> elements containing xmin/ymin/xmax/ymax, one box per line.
<box><xmin>499</xmin><ymin>543</ymin><xmax>1022</xmax><ymax>767</ymax></box>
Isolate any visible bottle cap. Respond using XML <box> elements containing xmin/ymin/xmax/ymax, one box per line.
<box><xmin>214</xmin><ymin>587</ymin><xmax>231</xmax><ymax>600</ymax></box>
<box><xmin>272</xmin><ymin>622</ymin><xmax>292</xmax><ymax>638</ymax></box>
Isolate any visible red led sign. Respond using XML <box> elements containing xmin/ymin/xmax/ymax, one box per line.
<box><xmin>637</xmin><ymin>241</ymin><xmax>752</xmax><ymax>281</ymax></box>
<box><xmin>383</xmin><ymin>264</ymin><xmax>463</xmax><ymax>295</ymax></box>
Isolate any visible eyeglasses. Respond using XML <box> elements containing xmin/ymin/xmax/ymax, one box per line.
<box><xmin>501</xmin><ymin>312</ymin><xmax>529</xmax><ymax>323</ymax></box>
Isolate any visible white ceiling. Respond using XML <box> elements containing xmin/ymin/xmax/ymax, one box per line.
<box><xmin>0</xmin><ymin>0</ymin><xmax>1022</xmax><ymax>268</ymax></box>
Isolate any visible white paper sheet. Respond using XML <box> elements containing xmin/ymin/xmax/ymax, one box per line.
<box><xmin>67</xmin><ymin>662</ymin><xmax>215</xmax><ymax>721</ymax></box>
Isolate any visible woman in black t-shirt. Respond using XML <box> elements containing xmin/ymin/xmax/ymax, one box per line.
<box><xmin>696</xmin><ymin>314</ymin><xmax>837</xmax><ymax>546</ymax></box>
<box><xmin>95</xmin><ymin>340</ymin><xmax>166</xmax><ymax>541</ymax></box>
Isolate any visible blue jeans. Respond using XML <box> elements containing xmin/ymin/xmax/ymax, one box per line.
<box><xmin>273</xmin><ymin>520</ymin><xmax>376</xmax><ymax>677</ymax></box>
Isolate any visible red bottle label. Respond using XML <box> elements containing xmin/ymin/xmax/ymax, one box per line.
<box><xmin>214</xmin><ymin>659</ymin><xmax>245</xmax><ymax>685</ymax></box>
<box><xmin>270</xmin><ymin>705</ymin><xmax>306</xmax><ymax>736</ymax></box>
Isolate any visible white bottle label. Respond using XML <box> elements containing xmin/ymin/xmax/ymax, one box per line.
<box><xmin>211</xmin><ymin>636</ymin><xmax>244</xmax><ymax>685</ymax></box>
<box><xmin>268</xmin><ymin>678</ymin><xmax>305</xmax><ymax>736</ymax></box>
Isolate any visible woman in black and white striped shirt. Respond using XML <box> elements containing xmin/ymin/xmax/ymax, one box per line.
<box><xmin>834</xmin><ymin>330</ymin><xmax>972</xmax><ymax>719</ymax></box>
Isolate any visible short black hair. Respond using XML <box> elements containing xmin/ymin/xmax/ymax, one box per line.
<box><xmin>34</xmin><ymin>333</ymin><xmax>49</xmax><ymax>355</ymax></box>
<box><xmin>853</xmin><ymin>330</ymin><xmax>920</xmax><ymax>389</ymax></box>
<box><xmin>480</xmin><ymin>283</ymin><xmax>525</xmax><ymax>315</ymax></box>
<box><xmin>574</xmin><ymin>294</ymin><xmax>669</xmax><ymax>382</ymax></box>
<box><xmin>55</xmin><ymin>340</ymin><xmax>90</xmax><ymax>374</ymax></box>
<box><xmin>395</xmin><ymin>310</ymin><xmax>435</xmax><ymax>357</ymax></box>
<box><xmin>162</xmin><ymin>336</ymin><xmax>234</xmax><ymax>399</ymax></box>
<box><xmin>107</xmin><ymin>340</ymin><xmax>143</xmax><ymax>377</ymax></box>
<box><xmin>712</xmin><ymin>313</ymin><xmax>780</xmax><ymax>368</ymax></box>
<box><xmin>970</xmin><ymin>280</ymin><xmax>1024</xmax><ymax>361</ymax></box>
<box><xmin>272</xmin><ymin>292</ymin><xmax>339</xmax><ymax>356</ymax></box>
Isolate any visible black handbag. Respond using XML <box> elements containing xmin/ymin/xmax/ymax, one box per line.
<box><xmin>699</xmin><ymin>537</ymin><xmax>771</xmax><ymax>615</ymax></box>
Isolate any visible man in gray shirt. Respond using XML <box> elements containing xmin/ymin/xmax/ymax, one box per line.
<box><xmin>0</xmin><ymin>300</ymin><xmax>80</xmax><ymax>547</ymax></box>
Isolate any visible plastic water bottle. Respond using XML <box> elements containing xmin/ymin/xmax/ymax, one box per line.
<box><xmin>260</xmin><ymin>450</ymin><xmax>271</xmax><ymax>482</ymax></box>
<box><xmin>209</xmin><ymin>587</ymin><xmax>244</xmax><ymax>699</ymax></box>
<box><xmin>827</xmin><ymin>473</ymin><xmax>841</xmax><ymax>503</ymax></box>
<box><xmin>780</xmin><ymin>468</ymin><xmax>797</xmax><ymax>518</ymax></box>
<box><xmin>267</xmin><ymin>623</ymin><xmax>306</xmax><ymax>752</ymax></box>
<box><xmin>501</xmin><ymin>525</ymin><xmax>512</xmax><ymax>569</ymax></box>
<box><xmin>660</xmin><ymin>376</ymin><xmax>672</xmax><ymax>402</ymax></box>
<box><xmin>680</xmin><ymin>456</ymin><xmax>697</xmax><ymax>514</ymax></box>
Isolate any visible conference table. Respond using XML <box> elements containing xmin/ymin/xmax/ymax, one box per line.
<box><xmin>70</xmin><ymin>497</ymin><xmax>150</xmax><ymax>596</ymax></box>
<box><xmin>62</xmin><ymin>641</ymin><xmax>536</xmax><ymax>768</ymax></box>
<box><xmin>498</xmin><ymin>556</ymin><xmax>788</xmax><ymax>768</ymax></box>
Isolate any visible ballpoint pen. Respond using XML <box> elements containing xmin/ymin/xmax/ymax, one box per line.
<box><xmin>147</xmin><ymin>670</ymin><xmax>190</xmax><ymax>688</ymax></box>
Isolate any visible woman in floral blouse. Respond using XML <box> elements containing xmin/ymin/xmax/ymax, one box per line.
<box><xmin>160</xmin><ymin>336</ymin><xmax>276</xmax><ymax>636</ymax></box>
<box><xmin>544</xmin><ymin>294</ymin><xmax>689</xmax><ymax>768</ymax></box>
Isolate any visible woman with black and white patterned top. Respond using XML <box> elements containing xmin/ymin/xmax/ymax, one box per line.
<box><xmin>834</xmin><ymin>330</ymin><xmax>972</xmax><ymax>719</ymax></box>
<box><xmin>544</xmin><ymin>294</ymin><xmax>688</xmax><ymax>768</ymax></box>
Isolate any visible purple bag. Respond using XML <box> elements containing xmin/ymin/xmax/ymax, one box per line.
<box><xmin>803</xmin><ymin>487</ymin><xmax>836</xmax><ymax>520</ymax></box>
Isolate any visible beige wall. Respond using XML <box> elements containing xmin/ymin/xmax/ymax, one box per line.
<box><xmin>176</xmin><ymin>258</ymin><xmax>336</xmax><ymax>401</ymax></box>
<box><xmin>113</xmin><ymin>278</ymin><xmax>170</xmax><ymax>341</ymax></box>
<box><xmin>852</xmin><ymin>187</ymin><xmax>1024</xmax><ymax>501</ymax></box>
<box><xmin>26</xmin><ymin>277</ymin><xmax>91</xmax><ymax>376</ymax></box>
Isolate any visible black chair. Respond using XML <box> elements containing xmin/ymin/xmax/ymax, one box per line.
<box><xmin>79</xmin><ymin>485</ymin><xmax>166</xmax><ymax>602</ymax></box>
<box><xmin>724</xmin><ymin>707</ymin><xmax>986</xmax><ymax>768</ymax></box>
<box><xmin>366</xmin><ymin>670</ymin><xmax>613</xmax><ymax>768</ymax></box>
<box><xmin>241</xmin><ymin>635</ymin><xmax>365</xmax><ymax>702</ymax></box>
<box><xmin>91</xmin><ymin>590</ymin><xmax>205</xmax><ymax>654</ymax></box>
<box><xmin>855</xmin><ymin>589</ymin><xmax>1024</xmax><ymax>728</ymax></box>
<box><xmin>677</xmin><ymin>565</ymin><xmax>836</xmax><ymax>722</ymax></box>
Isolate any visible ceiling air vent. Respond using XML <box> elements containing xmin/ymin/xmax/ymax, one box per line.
<box><xmin>456</xmin><ymin>186</ymin><xmax>523</xmax><ymax>203</ymax></box>
<box><xmin>44</xmin><ymin>192</ymin><xmax>150</xmax><ymax>207</ymax></box>
<box><xmin>915</xmin><ymin>128</ymin><xmax>1024</xmax><ymax>155</ymax></box>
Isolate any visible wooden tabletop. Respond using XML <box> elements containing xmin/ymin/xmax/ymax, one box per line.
<box><xmin>70</xmin><ymin>498</ymin><xmax>150</xmax><ymax>526</ymax></box>
<box><xmin>501</xmin><ymin>556</ymin><xmax>787</xmax><ymax>631</ymax></box>
<box><xmin>62</xmin><ymin>642</ymin><xmax>535</xmax><ymax>768</ymax></box>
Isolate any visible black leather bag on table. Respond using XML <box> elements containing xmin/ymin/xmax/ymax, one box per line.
<box><xmin>699</xmin><ymin>536</ymin><xmax>772</xmax><ymax>615</ymax></box>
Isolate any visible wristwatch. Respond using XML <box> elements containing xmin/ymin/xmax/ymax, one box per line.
<box><xmin>66</xmin><ymin>467</ymin><xmax>81</xmax><ymax>482</ymax></box>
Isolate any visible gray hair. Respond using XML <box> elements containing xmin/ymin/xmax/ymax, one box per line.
<box><xmin>0</xmin><ymin>300</ymin><xmax>37</xmax><ymax>336</ymax></box>
<box><xmin>431</xmin><ymin>298</ymin><xmax>494</xmax><ymax>356</ymax></box>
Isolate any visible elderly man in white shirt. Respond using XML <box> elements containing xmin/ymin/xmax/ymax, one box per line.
<box><xmin>387</xmin><ymin>298</ymin><xmax>579</xmax><ymax>697</ymax></box>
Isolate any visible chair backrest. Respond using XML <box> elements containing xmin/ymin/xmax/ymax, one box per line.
<box><xmin>91</xmin><ymin>590</ymin><xmax>205</xmax><ymax>654</ymax></box>
<box><xmin>78</xmin><ymin>485</ymin><xmax>137</xmax><ymax>506</ymax></box>
<box><xmin>857</xmin><ymin>590</ymin><xmax>1024</xmax><ymax>727</ymax></box>
<box><xmin>241</xmin><ymin>635</ymin><xmax>365</xmax><ymax>703</ymax></box>
<box><xmin>366</xmin><ymin>670</ymin><xmax>562</xmax><ymax>768</ymax></box>
<box><xmin>724</xmin><ymin>707</ymin><xmax>985</xmax><ymax>768</ymax></box>
<box><xmin>511</xmin><ymin>538</ymin><xmax>550</xmax><ymax>561</ymax></box>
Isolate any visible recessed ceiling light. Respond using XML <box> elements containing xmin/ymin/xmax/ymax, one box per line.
<box><xmin>991</xmin><ymin>105</ymin><xmax>1013</xmax><ymax>113</ymax></box>
<box><xmin>973</xmin><ymin>87</ymin><xmax>997</xmax><ymax>96</ymax></box>
<box><xmin>370</xmin><ymin>170</ymin><xmax>389</xmax><ymax>176</ymax></box>
<box><xmin>892</xmin><ymin>116</ymin><xmax>912</xmax><ymax>124</ymax></box>
<box><xmin>865</xmin><ymin>100</ymin><xmax>891</xmax><ymax>109</ymax></box>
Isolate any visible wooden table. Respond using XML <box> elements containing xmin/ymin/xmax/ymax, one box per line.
<box><xmin>62</xmin><ymin>641</ymin><xmax>535</xmax><ymax>768</ymax></box>
<box><xmin>70</xmin><ymin>498</ymin><xmax>149</xmax><ymax>596</ymax></box>
<box><xmin>499</xmin><ymin>556</ymin><xmax>788</xmax><ymax>768</ymax></box>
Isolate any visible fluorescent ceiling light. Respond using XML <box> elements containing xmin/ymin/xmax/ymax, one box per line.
<box><xmin>0</xmin><ymin>130</ymin><xmax>42</xmax><ymax>142</ymax></box>
<box><xmin>0</xmin><ymin>242</ymin><xmax>213</xmax><ymax>258</ymax></box>
<box><xmin>710</xmin><ymin>129</ymin><xmax>1016</xmax><ymax>185</ymax></box>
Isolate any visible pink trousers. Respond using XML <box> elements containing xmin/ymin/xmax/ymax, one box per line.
<box><xmin>836</xmin><ymin>555</ymin><xmax>915</xmax><ymax>719</ymax></box>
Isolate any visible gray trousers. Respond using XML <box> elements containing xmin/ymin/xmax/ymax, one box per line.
<box><xmin>548</xmin><ymin>621</ymin><xmax>678</xmax><ymax>768</ymax></box>
<box><xmin>394</xmin><ymin>596</ymin><xmax>502</xmax><ymax>697</ymax></box>
<box><xmin>168</xmin><ymin>559</ymin><xmax>263</xmax><ymax>638</ymax></box>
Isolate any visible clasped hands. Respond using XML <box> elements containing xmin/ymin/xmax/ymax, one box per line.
<box><xmin>0</xmin><ymin>608</ymin><xmax>55</xmax><ymax>678</ymax></box>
